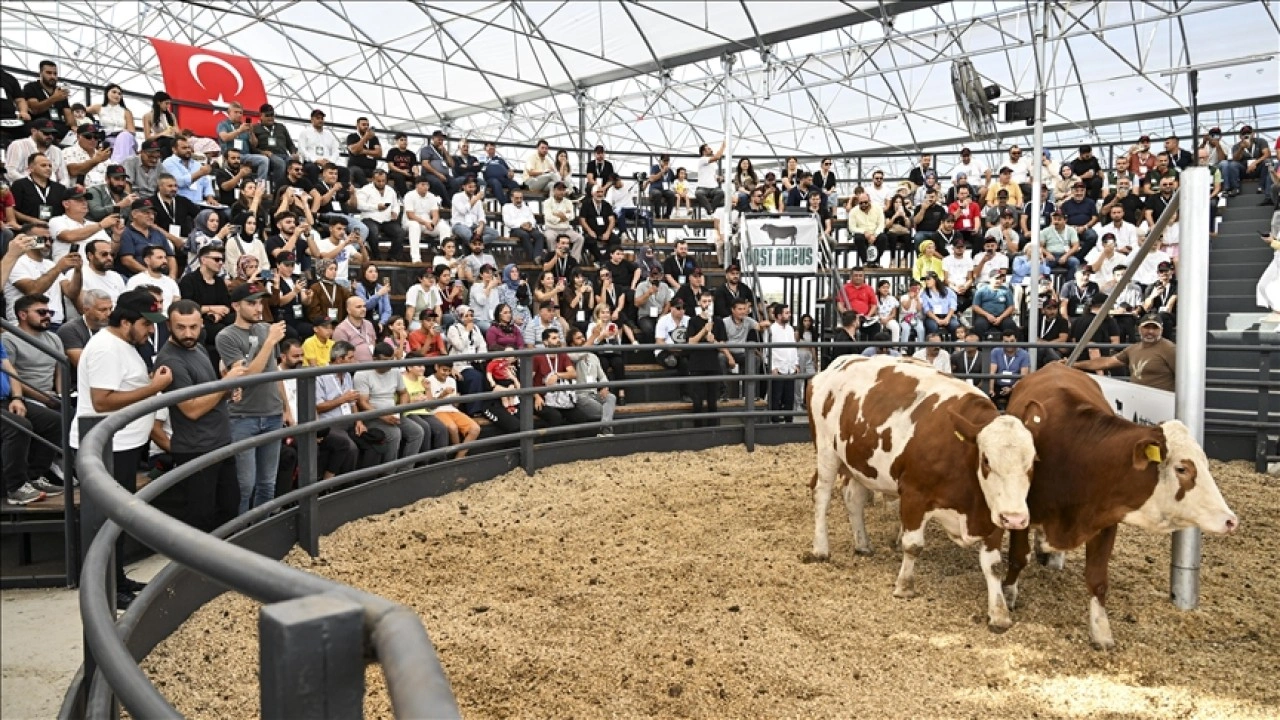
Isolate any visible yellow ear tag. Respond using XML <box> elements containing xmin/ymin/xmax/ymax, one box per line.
<box><xmin>955</xmin><ymin>431</ymin><xmax>966</xmax><ymax>442</ymax></box>
<box><xmin>1145</xmin><ymin>445</ymin><xmax>1163</xmax><ymax>463</ymax></box>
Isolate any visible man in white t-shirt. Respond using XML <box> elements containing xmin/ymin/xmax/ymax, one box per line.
<box><xmin>950</xmin><ymin>147</ymin><xmax>990</xmax><ymax>192</ymax></box>
<box><xmin>1098</xmin><ymin>204</ymin><xmax>1138</xmax><ymax>254</ymax></box>
<box><xmin>67</xmin><ymin>289</ymin><xmax>171</xmax><ymax>607</ymax></box>
<box><xmin>124</xmin><ymin>244</ymin><xmax>182</xmax><ymax>311</ymax></box>
<box><xmin>401</xmin><ymin>177</ymin><xmax>445</xmax><ymax>263</ymax></box>
<box><xmin>47</xmin><ymin>185</ymin><xmax>119</xmax><ymax>262</ymax></box>
<box><xmin>77</xmin><ymin>238</ymin><xmax>126</xmax><ymax>304</ymax></box>
<box><xmin>971</xmin><ymin>236</ymin><xmax>1010</xmax><ymax>287</ymax></box>
<box><xmin>694</xmin><ymin>141</ymin><xmax>727</xmax><ymax>215</ymax></box>
<box><xmin>607</xmin><ymin>176</ymin><xmax>651</xmax><ymax>240</ymax></box>
<box><xmin>864</xmin><ymin>169</ymin><xmax>892</xmax><ymax>210</ymax></box>
<box><xmin>766</xmin><ymin>303</ymin><xmax>798</xmax><ymax>423</ymax></box>
<box><xmin>297</xmin><ymin>109</ymin><xmax>345</xmax><ymax>182</ymax></box>
<box><xmin>5</xmin><ymin>227</ymin><xmax>82</xmax><ymax>324</ymax></box>
<box><xmin>942</xmin><ymin>240</ymin><xmax>976</xmax><ymax>303</ymax></box>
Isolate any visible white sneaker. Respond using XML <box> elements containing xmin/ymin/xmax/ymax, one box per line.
<box><xmin>32</xmin><ymin>477</ymin><xmax>64</xmax><ymax>497</ymax></box>
<box><xmin>7</xmin><ymin>483</ymin><xmax>45</xmax><ymax>505</ymax></box>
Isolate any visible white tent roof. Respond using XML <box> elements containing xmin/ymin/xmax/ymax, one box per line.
<box><xmin>3</xmin><ymin>1</ymin><xmax>1277</xmax><ymax>163</ymax></box>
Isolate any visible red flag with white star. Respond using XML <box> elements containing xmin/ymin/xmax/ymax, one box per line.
<box><xmin>149</xmin><ymin>38</ymin><xmax>267</xmax><ymax>137</ymax></box>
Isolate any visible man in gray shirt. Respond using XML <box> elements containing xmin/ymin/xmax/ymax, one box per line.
<box><xmin>633</xmin><ymin>264</ymin><xmax>674</xmax><ymax>343</ymax></box>
<box><xmin>156</xmin><ymin>299</ymin><xmax>246</xmax><ymax>531</ymax></box>
<box><xmin>354</xmin><ymin>342</ymin><xmax>423</xmax><ymax>468</ymax></box>
<box><xmin>214</xmin><ymin>284</ymin><xmax>287</xmax><ymax>514</ymax></box>
<box><xmin>2</xmin><ymin>293</ymin><xmax>66</xmax><ymax>405</ymax></box>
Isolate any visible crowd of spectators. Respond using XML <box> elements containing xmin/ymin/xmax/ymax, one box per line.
<box><xmin>0</xmin><ymin>61</ymin><xmax>1274</xmax><ymax>602</ymax></box>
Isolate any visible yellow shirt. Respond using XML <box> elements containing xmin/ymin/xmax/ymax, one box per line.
<box><xmin>402</xmin><ymin>373</ymin><xmax>432</xmax><ymax>415</ymax></box>
<box><xmin>913</xmin><ymin>254</ymin><xmax>946</xmax><ymax>282</ymax></box>
<box><xmin>524</xmin><ymin>150</ymin><xmax>555</xmax><ymax>179</ymax></box>
<box><xmin>302</xmin><ymin>335</ymin><xmax>333</xmax><ymax>368</ymax></box>
<box><xmin>985</xmin><ymin>181</ymin><xmax>1023</xmax><ymax>207</ymax></box>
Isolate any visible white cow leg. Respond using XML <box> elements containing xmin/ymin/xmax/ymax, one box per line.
<box><xmin>844</xmin><ymin>482</ymin><xmax>875</xmax><ymax>556</ymax></box>
<box><xmin>894</xmin><ymin>526</ymin><xmax>925</xmax><ymax>599</ymax></box>
<box><xmin>810</xmin><ymin>461</ymin><xmax>836</xmax><ymax>561</ymax></box>
<box><xmin>1088</xmin><ymin>596</ymin><xmax>1115</xmax><ymax>650</ymax></box>
<box><xmin>980</xmin><ymin>547</ymin><xmax>1014</xmax><ymax>630</ymax></box>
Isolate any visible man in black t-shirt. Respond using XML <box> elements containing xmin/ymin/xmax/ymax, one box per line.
<box><xmin>385</xmin><ymin>133</ymin><xmax>417</xmax><ymax>197</ymax></box>
<box><xmin>155</xmin><ymin>299</ymin><xmax>245</xmax><ymax>531</ymax></box>
<box><xmin>22</xmin><ymin>61</ymin><xmax>73</xmax><ymax>141</ymax></box>
<box><xmin>1069</xmin><ymin>145</ymin><xmax>1104</xmax><ymax>200</ymax></box>
<box><xmin>214</xmin><ymin>148</ymin><xmax>254</xmax><ymax>206</ymax></box>
<box><xmin>1</xmin><ymin>69</ymin><xmax>29</xmax><ymax>147</ymax></box>
<box><xmin>1068</xmin><ymin>294</ymin><xmax>1121</xmax><ymax>363</ymax></box>
<box><xmin>344</xmin><ymin>117</ymin><xmax>380</xmax><ymax>188</ymax></box>
<box><xmin>1099</xmin><ymin>176</ymin><xmax>1145</xmax><ymax>226</ymax></box>
<box><xmin>685</xmin><ymin>291</ymin><xmax>723</xmax><ymax>426</ymax></box>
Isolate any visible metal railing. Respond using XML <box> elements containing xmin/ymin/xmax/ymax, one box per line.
<box><xmin>0</xmin><ymin>318</ymin><xmax>77</xmax><ymax>589</ymax></box>
<box><xmin>75</xmin><ymin>338</ymin><xmax>1134</xmax><ymax>718</ymax></box>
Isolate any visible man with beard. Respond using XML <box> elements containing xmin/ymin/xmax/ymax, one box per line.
<box><xmin>11</xmin><ymin>151</ymin><xmax>68</xmax><ymax>224</ymax></box>
<box><xmin>118</xmin><ymin>197</ymin><xmax>177</xmax><ymax>279</ymax></box>
<box><xmin>215</xmin><ymin>284</ymin><xmax>288</xmax><ymax>513</ymax></box>
<box><xmin>21</xmin><ymin>61</ymin><xmax>74</xmax><ymax>138</ymax></box>
<box><xmin>77</xmin><ymin>237</ymin><xmax>126</xmax><ymax>304</ymax></box>
<box><xmin>214</xmin><ymin>147</ymin><xmax>255</xmax><ymax>206</ymax></box>
<box><xmin>87</xmin><ymin>164</ymin><xmax>137</xmax><ymax>221</ymax></box>
<box><xmin>3</xmin><ymin>293</ymin><xmax>67</xmax><ymax>407</ymax></box>
<box><xmin>161</xmin><ymin>136</ymin><xmax>218</xmax><ymax>205</ymax></box>
<box><xmin>215</xmin><ymin>102</ymin><xmax>269</xmax><ymax>184</ymax></box>
<box><xmin>250</xmin><ymin>103</ymin><xmax>297</xmax><ymax>185</ymax></box>
<box><xmin>67</xmin><ymin>288</ymin><xmax>172</xmax><ymax>609</ymax></box>
<box><xmin>357</xmin><ymin>170</ymin><xmax>406</xmax><ymax>261</ymax></box>
<box><xmin>151</xmin><ymin>173</ymin><xmax>197</xmax><ymax>250</ymax></box>
<box><xmin>156</xmin><ymin>299</ymin><xmax>247</xmax><ymax>531</ymax></box>
<box><xmin>63</xmin><ymin>124</ymin><xmax>113</xmax><ymax>188</ymax></box>
<box><xmin>5</xmin><ymin>119</ymin><xmax>69</xmax><ymax>185</ymax></box>
<box><xmin>122</xmin><ymin>138</ymin><xmax>164</xmax><ymax>198</ymax></box>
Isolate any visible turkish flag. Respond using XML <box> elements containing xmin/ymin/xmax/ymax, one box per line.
<box><xmin>149</xmin><ymin>38</ymin><xmax>268</xmax><ymax>138</ymax></box>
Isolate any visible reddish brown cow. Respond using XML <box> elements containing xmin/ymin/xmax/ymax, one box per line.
<box><xmin>808</xmin><ymin>355</ymin><xmax>1044</xmax><ymax>629</ymax></box>
<box><xmin>1005</xmin><ymin>364</ymin><xmax>1238</xmax><ymax>648</ymax></box>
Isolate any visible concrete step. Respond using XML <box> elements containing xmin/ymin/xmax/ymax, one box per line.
<box><xmin>1208</xmin><ymin>295</ymin><xmax>1268</xmax><ymax>313</ymax></box>
<box><xmin>1208</xmin><ymin>244</ymin><xmax>1272</xmax><ymax>259</ymax></box>
<box><xmin>1209</xmin><ymin>262</ymin><xmax>1270</xmax><ymax>280</ymax></box>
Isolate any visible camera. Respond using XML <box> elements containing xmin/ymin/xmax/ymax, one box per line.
<box><xmin>633</xmin><ymin>171</ymin><xmax>647</xmax><ymax>183</ymax></box>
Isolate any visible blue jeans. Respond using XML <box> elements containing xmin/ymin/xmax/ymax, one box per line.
<box><xmin>230</xmin><ymin>415</ymin><xmax>284</xmax><ymax>514</ymax></box>
<box><xmin>1219</xmin><ymin>160</ymin><xmax>1242</xmax><ymax>191</ymax></box>
<box><xmin>242</xmin><ymin>154</ymin><xmax>270</xmax><ymax>183</ymax></box>
<box><xmin>1051</xmin><ymin>251</ymin><xmax>1081</xmax><ymax>274</ymax></box>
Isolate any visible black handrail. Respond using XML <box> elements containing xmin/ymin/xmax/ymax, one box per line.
<box><xmin>70</xmin><ymin>337</ymin><xmax>1271</xmax><ymax>716</ymax></box>
<box><xmin>0</xmin><ymin>317</ymin><xmax>78</xmax><ymax>586</ymax></box>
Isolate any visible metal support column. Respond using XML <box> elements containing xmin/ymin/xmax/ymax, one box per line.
<box><xmin>743</xmin><ymin>348</ymin><xmax>757</xmax><ymax>452</ymax></box>
<box><xmin>1171</xmin><ymin>166</ymin><xmax>1210</xmax><ymax>610</ymax></box>
<box><xmin>295</xmin><ymin>376</ymin><xmax>320</xmax><ymax>557</ymax></box>
<box><xmin>519</xmin><ymin>352</ymin><xmax>535</xmax><ymax>475</ymax></box>
<box><xmin>1026</xmin><ymin>0</ymin><xmax>1049</xmax><ymax>367</ymax></box>
<box><xmin>577</xmin><ymin>91</ymin><xmax>588</xmax><ymax>195</ymax></box>
<box><xmin>260</xmin><ymin>594</ymin><xmax>365</xmax><ymax>720</ymax></box>
<box><xmin>721</xmin><ymin>52</ymin><xmax>736</xmax><ymax>267</ymax></box>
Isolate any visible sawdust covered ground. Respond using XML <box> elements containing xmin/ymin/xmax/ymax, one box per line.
<box><xmin>142</xmin><ymin>447</ymin><xmax>1278</xmax><ymax>719</ymax></box>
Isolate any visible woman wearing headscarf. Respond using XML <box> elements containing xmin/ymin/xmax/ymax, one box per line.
<box><xmin>495</xmin><ymin>263</ymin><xmax>531</xmax><ymax>328</ymax></box>
<box><xmin>912</xmin><ymin>239</ymin><xmax>946</xmax><ymax>282</ymax></box>
<box><xmin>353</xmin><ymin>262</ymin><xmax>393</xmax><ymax>327</ymax></box>
<box><xmin>226</xmin><ymin>254</ymin><xmax>275</xmax><ymax>321</ymax></box>
<box><xmin>186</xmin><ymin>209</ymin><xmax>233</xmax><ymax>276</ymax></box>
<box><xmin>223</xmin><ymin>211</ymin><xmax>269</xmax><ymax>270</ymax></box>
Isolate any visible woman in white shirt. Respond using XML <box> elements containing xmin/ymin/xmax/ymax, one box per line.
<box><xmin>87</xmin><ymin>84</ymin><xmax>137</xmax><ymax>162</ymax></box>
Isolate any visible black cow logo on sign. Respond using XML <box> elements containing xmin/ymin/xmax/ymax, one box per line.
<box><xmin>759</xmin><ymin>223</ymin><xmax>799</xmax><ymax>245</ymax></box>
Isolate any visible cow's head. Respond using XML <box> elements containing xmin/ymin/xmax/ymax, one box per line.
<box><xmin>1124</xmin><ymin>420</ymin><xmax>1238</xmax><ymax>535</ymax></box>
<box><xmin>952</xmin><ymin>411</ymin><xmax>1037</xmax><ymax>530</ymax></box>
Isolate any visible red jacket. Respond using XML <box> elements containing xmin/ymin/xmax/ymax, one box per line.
<box><xmin>843</xmin><ymin>281</ymin><xmax>878</xmax><ymax>317</ymax></box>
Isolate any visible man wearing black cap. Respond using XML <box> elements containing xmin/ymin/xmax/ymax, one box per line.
<box><xmin>122</xmin><ymin>138</ymin><xmax>164</xmax><ymax>198</ymax></box>
<box><xmin>10</xmin><ymin>152</ymin><xmax>67</xmax><ymax>225</ymax></box>
<box><xmin>419</xmin><ymin>130</ymin><xmax>454</xmax><ymax>199</ymax></box>
<box><xmin>87</xmin><ymin>163</ymin><xmax>136</xmax><ymax>221</ymax></box>
<box><xmin>216</xmin><ymin>283</ymin><xmax>288</xmax><ymax>513</ymax></box>
<box><xmin>1141</xmin><ymin>261</ymin><xmax>1178</xmax><ymax>338</ymax></box>
<box><xmin>713</xmin><ymin>262</ymin><xmax>755</xmax><ymax>319</ymax></box>
<box><xmin>118</xmin><ymin>196</ymin><xmax>176</xmax><ymax>279</ymax></box>
<box><xmin>251</xmin><ymin>104</ymin><xmax>297</xmax><ymax>185</ymax></box>
<box><xmin>64</xmin><ymin>124</ymin><xmax>113</xmax><ymax>187</ymax></box>
<box><xmin>47</xmin><ymin>184</ymin><xmax>119</xmax><ymax>263</ymax></box>
<box><xmin>1226</xmin><ymin>125</ymin><xmax>1274</xmax><ymax>199</ymax></box>
<box><xmin>67</xmin><ymin>287</ymin><xmax>171</xmax><ymax>608</ymax></box>
<box><xmin>1069</xmin><ymin>145</ymin><xmax>1103</xmax><ymax>200</ymax></box>
<box><xmin>6</xmin><ymin>118</ymin><xmax>67</xmax><ymax>183</ymax></box>
<box><xmin>1072</xmin><ymin>313</ymin><xmax>1175</xmax><ymax>391</ymax></box>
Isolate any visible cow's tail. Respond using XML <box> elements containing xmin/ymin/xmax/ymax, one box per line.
<box><xmin>805</xmin><ymin>381</ymin><xmax>817</xmax><ymax>447</ymax></box>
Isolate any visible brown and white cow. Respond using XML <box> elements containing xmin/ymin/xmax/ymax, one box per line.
<box><xmin>807</xmin><ymin>355</ymin><xmax>1044</xmax><ymax>629</ymax></box>
<box><xmin>1004</xmin><ymin>363</ymin><xmax>1239</xmax><ymax>649</ymax></box>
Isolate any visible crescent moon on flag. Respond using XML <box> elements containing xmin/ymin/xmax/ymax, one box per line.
<box><xmin>188</xmin><ymin>54</ymin><xmax>244</xmax><ymax>95</ymax></box>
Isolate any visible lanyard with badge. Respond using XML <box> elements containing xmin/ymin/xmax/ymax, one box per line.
<box><xmin>159</xmin><ymin>198</ymin><xmax>180</xmax><ymax>237</ymax></box>
<box><xmin>320</xmin><ymin>281</ymin><xmax>338</xmax><ymax>320</ymax></box>
<box><xmin>996</xmin><ymin>351</ymin><xmax>1017</xmax><ymax>385</ymax></box>
<box><xmin>961</xmin><ymin>351</ymin><xmax>979</xmax><ymax>376</ymax></box>
<box><xmin>319</xmin><ymin>181</ymin><xmax>342</xmax><ymax>212</ymax></box>
<box><xmin>556</xmin><ymin>256</ymin><xmax>569</xmax><ymax>278</ymax></box>
<box><xmin>33</xmin><ymin>182</ymin><xmax>52</xmax><ymax>220</ymax></box>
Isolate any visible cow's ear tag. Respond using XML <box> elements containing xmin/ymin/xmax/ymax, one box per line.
<box><xmin>1032</xmin><ymin>415</ymin><xmax>1041</xmax><ymax>424</ymax></box>
<box><xmin>954</xmin><ymin>431</ymin><xmax>967</xmax><ymax>443</ymax></box>
<box><xmin>1145</xmin><ymin>444</ymin><xmax>1163</xmax><ymax>463</ymax></box>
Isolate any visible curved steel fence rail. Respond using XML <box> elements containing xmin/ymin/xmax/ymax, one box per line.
<box><xmin>73</xmin><ymin>339</ymin><xmax>1207</xmax><ymax>717</ymax></box>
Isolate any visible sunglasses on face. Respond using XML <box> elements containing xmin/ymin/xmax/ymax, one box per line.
<box><xmin>208</xmin><ymin>256</ymin><xmax>225</xmax><ymax>262</ymax></box>
<box><xmin>28</xmin><ymin>308</ymin><xmax>53</xmax><ymax>317</ymax></box>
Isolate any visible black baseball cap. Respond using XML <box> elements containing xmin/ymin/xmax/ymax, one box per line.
<box><xmin>1139</xmin><ymin>313</ymin><xmax>1163</xmax><ymax>327</ymax></box>
<box><xmin>31</xmin><ymin>118</ymin><xmax>56</xmax><ymax>133</ymax></box>
<box><xmin>230</xmin><ymin>285</ymin><xmax>266</xmax><ymax>303</ymax></box>
<box><xmin>63</xmin><ymin>185</ymin><xmax>88</xmax><ymax>201</ymax></box>
<box><xmin>277</xmin><ymin>252</ymin><xmax>298</xmax><ymax>264</ymax></box>
<box><xmin>106</xmin><ymin>164</ymin><xmax>127</xmax><ymax>178</ymax></box>
<box><xmin>310</xmin><ymin>109</ymin><xmax>326</xmax><ymax>118</ymax></box>
<box><xmin>141</xmin><ymin>138</ymin><xmax>163</xmax><ymax>153</ymax></box>
<box><xmin>131</xmin><ymin>197</ymin><xmax>156</xmax><ymax>212</ymax></box>
<box><xmin>116</xmin><ymin>289</ymin><xmax>167</xmax><ymax>323</ymax></box>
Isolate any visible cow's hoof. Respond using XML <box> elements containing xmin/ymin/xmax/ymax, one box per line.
<box><xmin>1090</xmin><ymin>638</ymin><xmax>1116</xmax><ymax>651</ymax></box>
<box><xmin>801</xmin><ymin>551</ymin><xmax>829</xmax><ymax>564</ymax></box>
<box><xmin>988</xmin><ymin>615</ymin><xmax>1014</xmax><ymax>633</ymax></box>
<box><xmin>893</xmin><ymin>585</ymin><xmax>916</xmax><ymax>599</ymax></box>
<box><xmin>1036</xmin><ymin>551</ymin><xmax>1066</xmax><ymax>570</ymax></box>
<box><xmin>854</xmin><ymin>546</ymin><xmax>874</xmax><ymax>557</ymax></box>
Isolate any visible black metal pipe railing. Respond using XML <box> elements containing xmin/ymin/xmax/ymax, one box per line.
<box><xmin>0</xmin><ymin>318</ymin><xmax>78</xmax><ymax>586</ymax></box>
<box><xmin>68</xmin><ymin>337</ymin><xmax>1273</xmax><ymax>717</ymax></box>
